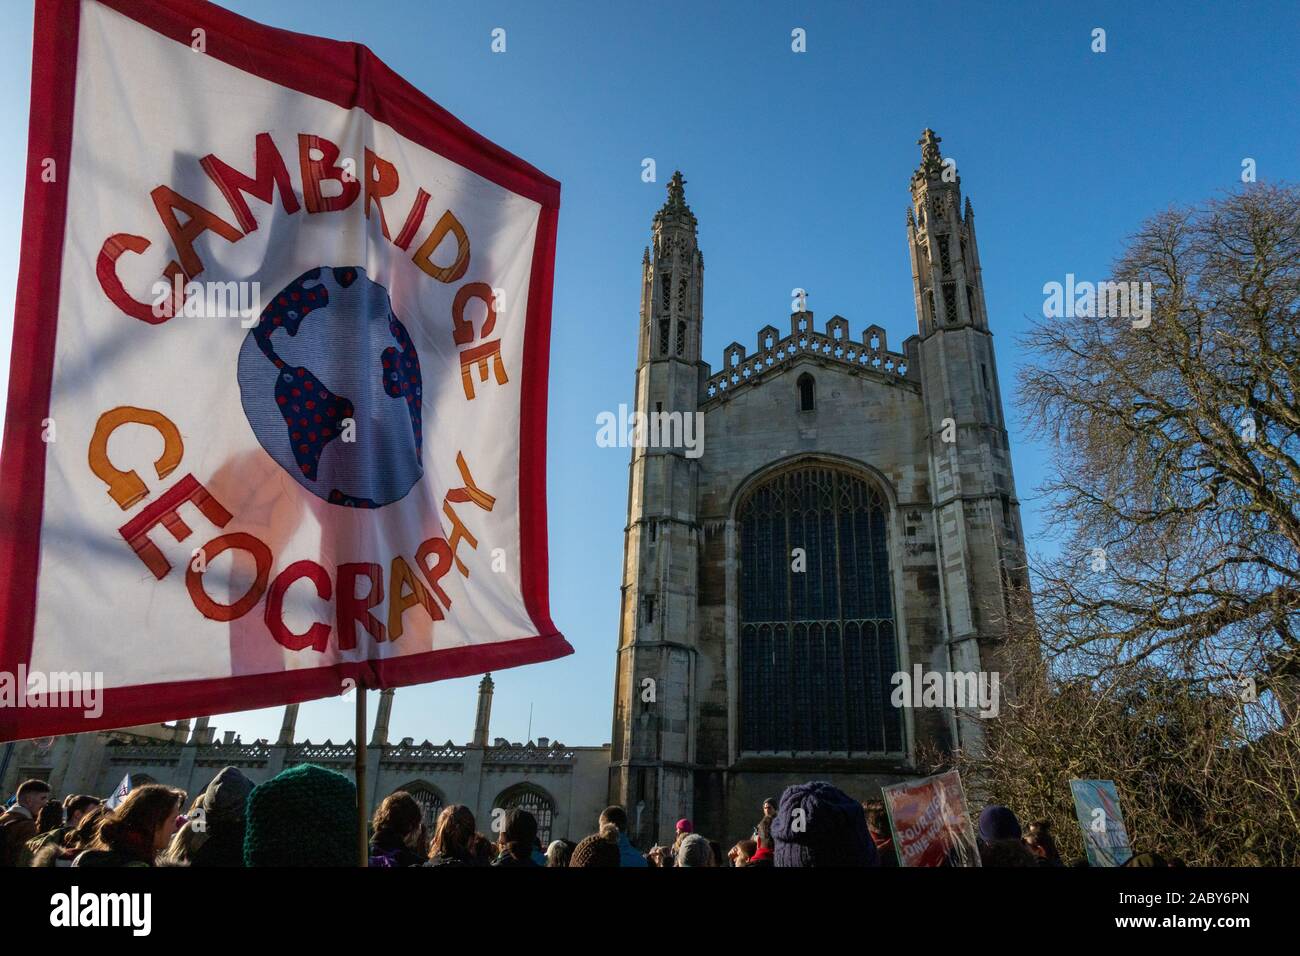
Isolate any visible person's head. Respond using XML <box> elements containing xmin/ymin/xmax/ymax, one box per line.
<box><xmin>729</xmin><ymin>839</ymin><xmax>757</xmax><ymax>866</ymax></box>
<box><xmin>546</xmin><ymin>839</ymin><xmax>575</xmax><ymax>867</ymax></box>
<box><xmin>862</xmin><ymin>800</ymin><xmax>890</xmax><ymax>837</ymax></box>
<box><xmin>94</xmin><ymin>784</ymin><xmax>187</xmax><ymax>859</ymax></box>
<box><xmin>771</xmin><ymin>782</ymin><xmax>876</xmax><ymax>867</ymax></box>
<box><xmin>63</xmin><ymin>795</ymin><xmax>101</xmax><ymax>828</ymax></box>
<box><xmin>162</xmin><ymin>820</ymin><xmax>204</xmax><ymax>865</ymax></box>
<box><xmin>1023</xmin><ymin>820</ymin><xmax>1060</xmax><ymax>863</ymax></box>
<box><xmin>468</xmin><ymin>831</ymin><xmax>496</xmax><ymax>866</ymax></box>
<box><xmin>496</xmin><ymin>808</ymin><xmax>539</xmax><ymax>860</ymax></box>
<box><xmin>243</xmin><ymin>763</ymin><xmax>355</xmax><ymax>867</ymax></box>
<box><xmin>676</xmin><ymin>832</ymin><xmax>713</xmax><ymax>867</ymax></box>
<box><xmin>430</xmin><ymin>804</ymin><xmax>476</xmax><ymax>861</ymax></box>
<box><xmin>66</xmin><ymin>803</ymin><xmax>108</xmax><ymax>850</ymax></box>
<box><xmin>762</xmin><ymin>797</ymin><xmax>778</xmax><ymax>818</ymax></box>
<box><xmin>675</xmin><ymin>818</ymin><xmax>693</xmax><ymax>836</ymax></box>
<box><xmin>197</xmin><ymin>766</ymin><xmax>253</xmax><ymax>832</ymax></box>
<box><xmin>36</xmin><ymin>801</ymin><xmax>64</xmax><ymax>833</ymax></box>
<box><xmin>372</xmin><ymin>791</ymin><xmax>424</xmax><ymax>849</ymax></box>
<box><xmin>16</xmin><ymin>779</ymin><xmax>51</xmax><ymax>815</ymax></box>
<box><xmin>599</xmin><ymin>804</ymin><xmax>628</xmax><ymax>832</ymax></box>
<box><xmin>755</xmin><ymin>816</ymin><xmax>774</xmax><ymax>851</ymax></box>
<box><xmin>569</xmin><ymin>823</ymin><xmax>621</xmax><ymax>867</ymax></box>
<box><xmin>977</xmin><ymin>805</ymin><xmax>1022</xmax><ymax>845</ymax></box>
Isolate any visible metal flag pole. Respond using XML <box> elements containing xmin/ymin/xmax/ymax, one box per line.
<box><xmin>355</xmin><ymin>686</ymin><xmax>368</xmax><ymax>868</ymax></box>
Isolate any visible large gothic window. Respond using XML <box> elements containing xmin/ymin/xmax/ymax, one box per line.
<box><xmin>495</xmin><ymin>783</ymin><xmax>556</xmax><ymax>846</ymax></box>
<box><xmin>738</xmin><ymin>463</ymin><xmax>903</xmax><ymax>754</ymax></box>
<box><xmin>396</xmin><ymin>781</ymin><xmax>445</xmax><ymax>833</ymax></box>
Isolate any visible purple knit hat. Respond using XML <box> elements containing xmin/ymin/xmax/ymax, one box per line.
<box><xmin>770</xmin><ymin>781</ymin><xmax>877</xmax><ymax>867</ymax></box>
<box><xmin>977</xmin><ymin>805</ymin><xmax>1022</xmax><ymax>843</ymax></box>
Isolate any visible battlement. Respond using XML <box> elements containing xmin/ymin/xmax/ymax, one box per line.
<box><xmin>704</xmin><ymin>311</ymin><xmax>916</xmax><ymax>401</ymax></box>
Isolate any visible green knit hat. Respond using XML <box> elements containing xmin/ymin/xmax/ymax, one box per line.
<box><xmin>243</xmin><ymin>763</ymin><xmax>356</xmax><ymax>867</ymax></box>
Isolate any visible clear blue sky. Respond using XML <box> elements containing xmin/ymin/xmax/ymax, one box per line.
<box><xmin>1</xmin><ymin>0</ymin><xmax>1296</xmax><ymax>748</ymax></box>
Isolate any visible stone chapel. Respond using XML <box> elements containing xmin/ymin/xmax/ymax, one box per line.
<box><xmin>608</xmin><ymin>130</ymin><xmax>1028</xmax><ymax>847</ymax></box>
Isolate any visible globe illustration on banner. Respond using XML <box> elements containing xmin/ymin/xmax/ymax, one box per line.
<box><xmin>237</xmin><ymin>266</ymin><xmax>424</xmax><ymax>508</ymax></box>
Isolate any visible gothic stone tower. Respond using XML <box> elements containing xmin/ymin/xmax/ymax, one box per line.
<box><xmin>907</xmin><ymin>129</ymin><xmax>1027</xmax><ymax>748</ymax></box>
<box><xmin>609</xmin><ymin>137</ymin><xmax>1026</xmax><ymax>849</ymax></box>
<box><xmin>608</xmin><ymin>172</ymin><xmax>705</xmax><ymax>846</ymax></box>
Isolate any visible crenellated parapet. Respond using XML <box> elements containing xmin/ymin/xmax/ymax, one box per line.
<box><xmin>286</xmin><ymin>740</ymin><xmax>356</xmax><ymax>765</ymax></box>
<box><xmin>484</xmin><ymin>740</ymin><xmax>577</xmax><ymax>764</ymax></box>
<box><xmin>703</xmin><ymin>311</ymin><xmax>915</xmax><ymax>401</ymax></box>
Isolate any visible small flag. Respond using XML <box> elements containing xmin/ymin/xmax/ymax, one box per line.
<box><xmin>106</xmin><ymin>773</ymin><xmax>132</xmax><ymax>810</ymax></box>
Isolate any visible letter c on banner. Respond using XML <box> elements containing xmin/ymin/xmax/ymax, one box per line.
<box><xmin>88</xmin><ymin>406</ymin><xmax>185</xmax><ymax>509</ymax></box>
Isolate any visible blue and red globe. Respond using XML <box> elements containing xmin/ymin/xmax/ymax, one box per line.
<box><xmin>237</xmin><ymin>266</ymin><xmax>424</xmax><ymax>508</ymax></box>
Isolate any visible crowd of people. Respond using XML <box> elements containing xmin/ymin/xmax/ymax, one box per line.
<box><xmin>0</xmin><ymin>766</ymin><xmax>1179</xmax><ymax>868</ymax></box>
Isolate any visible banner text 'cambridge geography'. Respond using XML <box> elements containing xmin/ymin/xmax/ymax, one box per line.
<box><xmin>0</xmin><ymin>0</ymin><xmax>569</xmax><ymax>740</ymax></box>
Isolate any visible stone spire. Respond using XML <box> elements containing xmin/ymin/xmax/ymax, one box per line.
<box><xmin>277</xmin><ymin>703</ymin><xmax>299</xmax><ymax>745</ymax></box>
<box><xmin>472</xmin><ymin>673</ymin><xmax>494</xmax><ymax>747</ymax></box>
<box><xmin>371</xmin><ymin>688</ymin><xmax>395</xmax><ymax>747</ymax></box>
<box><xmin>911</xmin><ymin>127</ymin><xmax>958</xmax><ymax>195</ymax></box>
<box><xmin>641</xmin><ymin>170</ymin><xmax>702</xmax><ymax>365</ymax></box>
<box><xmin>654</xmin><ymin>170</ymin><xmax>697</xmax><ymax>229</ymax></box>
<box><xmin>906</xmin><ymin>128</ymin><xmax>980</xmax><ymax>336</ymax></box>
<box><xmin>188</xmin><ymin>715</ymin><xmax>210</xmax><ymax>745</ymax></box>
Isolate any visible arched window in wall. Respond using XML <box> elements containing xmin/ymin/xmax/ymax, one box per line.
<box><xmin>738</xmin><ymin>463</ymin><xmax>903</xmax><ymax>754</ymax></box>
<box><xmin>797</xmin><ymin>373</ymin><xmax>815</xmax><ymax>412</ymax></box>
<box><xmin>396</xmin><ymin>781</ymin><xmax>445</xmax><ymax>833</ymax></box>
<box><xmin>495</xmin><ymin>783</ymin><xmax>556</xmax><ymax>846</ymax></box>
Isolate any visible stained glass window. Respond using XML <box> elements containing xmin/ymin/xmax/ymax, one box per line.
<box><xmin>738</xmin><ymin>464</ymin><xmax>902</xmax><ymax>754</ymax></box>
<box><xmin>496</xmin><ymin>783</ymin><xmax>556</xmax><ymax>846</ymax></box>
<box><xmin>397</xmin><ymin>782</ymin><xmax>445</xmax><ymax>833</ymax></box>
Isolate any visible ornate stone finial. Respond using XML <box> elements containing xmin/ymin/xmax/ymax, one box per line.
<box><xmin>654</xmin><ymin>170</ymin><xmax>697</xmax><ymax>228</ymax></box>
<box><xmin>666</xmin><ymin>170</ymin><xmax>686</xmax><ymax>207</ymax></box>
<box><xmin>915</xmin><ymin>128</ymin><xmax>945</xmax><ymax>180</ymax></box>
<box><xmin>479</xmin><ymin>671</ymin><xmax>494</xmax><ymax>691</ymax></box>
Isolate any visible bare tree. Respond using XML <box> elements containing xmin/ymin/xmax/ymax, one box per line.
<box><xmin>936</xmin><ymin>608</ymin><xmax>1300</xmax><ymax>866</ymax></box>
<box><xmin>1020</xmin><ymin>183</ymin><xmax>1300</xmax><ymax>697</ymax></box>
<box><xmin>934</xmin><ymin>185</ymin><xmax>1300</xmax><ymax>866</ymax></box>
